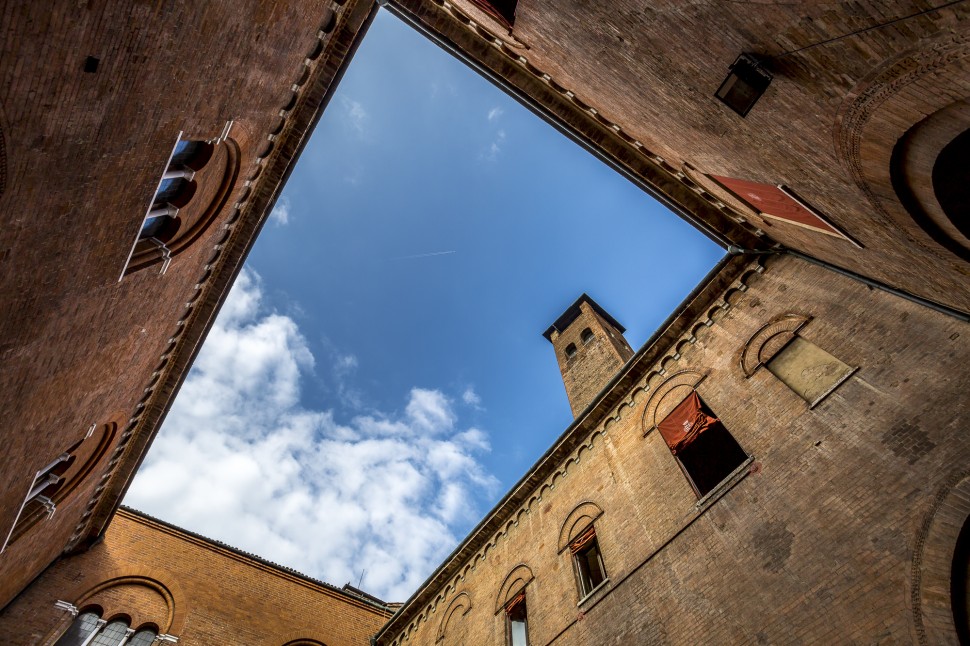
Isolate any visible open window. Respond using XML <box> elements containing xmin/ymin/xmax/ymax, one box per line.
<box><xmin>570</xmin><ymin>526</ymin><xmax>607</xmax><ymax>599</ymax></box>
<box><xmin>505</xmin><ymin>592</ymin><xmax>529</xmax><ymax>646</ymax></box>
<box><xmin>657</xmin><ymin>391</ymin><xmax>747</xmax><ymax>498</ymax></box>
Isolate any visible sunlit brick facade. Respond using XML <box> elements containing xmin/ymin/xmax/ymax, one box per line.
<box><xmin>1</xmin><ymin>1</ymin><xmax>968</xmax><ymax>645</ymax></box>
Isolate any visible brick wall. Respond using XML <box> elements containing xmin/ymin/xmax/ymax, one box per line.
<box><xmin>399</xmin><ymin>0</ymin><xmax>970</xmax><ymax>312</ymax></box>
<box><xmin>378</xmin><ymin>254</ymin><xmax>970</xmax><ymax>645</ymax></box>
<box><xmin>0</xmin><ymin>509</ymin><xmax>390</xmax><ymax>645</ymax></box>
<box><xmin>0</xmin><ymin>0</ymin><xmax>376</xmax><ymax>610</ymax></box>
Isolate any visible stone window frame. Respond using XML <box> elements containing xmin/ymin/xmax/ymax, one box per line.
<box><xmin>642</xmin><ymin>371</ymin><xmax>753</xmax><ymax>506</ymax></box>
<box><xmin>557</xmin><ymin>501</ymin><xmax>610</xmax><ymax>605</ymax></box>
<box><xmin>740</xmin><ymin>313</ymin><xmax>857</xmax><ymax>408</ymax></box>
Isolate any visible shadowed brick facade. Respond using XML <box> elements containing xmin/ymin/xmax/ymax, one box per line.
<box><xmin>1</xmin><ymin>0</ymin><xmax>969</xmax><ymax>644</ymax></box>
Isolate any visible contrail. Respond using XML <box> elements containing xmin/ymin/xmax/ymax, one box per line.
<box><xmin>389</xmin><ymin>250</ymin><xmax>457</xmax><ymax>261</ymax></box>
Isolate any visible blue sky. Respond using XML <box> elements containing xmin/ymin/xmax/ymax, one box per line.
<box><xmin>126</xmin><ymin>9</ymin><xmax>722</xmax><ymax>600</ymax></box>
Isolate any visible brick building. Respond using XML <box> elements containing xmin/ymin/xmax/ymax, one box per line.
<box><xmin>0</xmin><ymin>0</ymin><xmax>968</xmax><ymax>645</ymax></box>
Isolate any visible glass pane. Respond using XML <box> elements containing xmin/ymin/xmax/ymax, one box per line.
<box><xmin>507</xmin><ymin>598</ymin><xmax>528</xmax><ymax>646</ymax></box>
<box><xmin>140</xmin><ymin>216</ymin><xmax>166</xmax><ymax>239</ymax></box>
<box><xmin>154</xmin><ymin>178</ymin><xmax>186</xmax><ymax>204</ymax></box>
<box><xmin>170</xmin><ymin>140</ymin><xmax>194</xmax><ymax>165</ymax></box>
<box><xmin>90</xmin><ymin>621</ymin><xmax>129</xmax><ymax>646</ymax></box>
<box><xmin>127</xmin><ymin>630</ymin><xmax>158</xmax><ymax>646</ymax></box>
<box><xmin>54</xmin><ymin>612</ymin><xmax>101</xmax><ymax>646</ymax></box>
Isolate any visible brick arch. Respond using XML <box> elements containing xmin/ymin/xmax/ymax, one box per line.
<box><xmin>836</xmin><ymin>27</ymin><xmax>970</xmax><ymax>262</ymax></box>
<box><xmin>494</xmin><ymin>564</ymin><xmax>533</xmax><ymax>614</ymax></box>
<box><xmin>436</xmin><ymin>591</ymin><xmax>471</xmax><ymax>643</ymax></box>
<box><xmin>279</xmin><ymin>638</ymin><xmax>327</xmax><ymax>646</ymax></box>
<box><xmin>125</xmin><ymin>137</ymin><xmax>241</xmax><ymax>275</ymax></box>
<box><xmin>69</xmin><ymin>568</ymin><xmax>187</xmax><ymax>635</ymax></box>
<box><xmin>557</xmin><ymin>501</ymin><xmax>603</xmax><ymax>553</ymax></box>
<box><xmin>912</xmin><ymin>470</ymin><xmax>970</xmax><ymax>645</ymax></box>
<box><xmin>641</xmin><ymin>370</ymin><xmax>706</xmax><ymax>434</ymax></box>
<box><xmin>740</xmin><ymin>313</ymin><xmax>811</xmax><ymax>377</ymax></box>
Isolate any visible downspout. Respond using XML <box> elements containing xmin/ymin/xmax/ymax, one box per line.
<box><xmin>727</xmin><ymin>246</ymin><xmax>970</xmax><ymax>323</ymax></box>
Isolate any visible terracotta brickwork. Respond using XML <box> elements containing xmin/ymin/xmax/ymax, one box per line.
<box><xmin>394</xmin><ymin>0</ymin><xmax>970</xmax><ymax>313</ymax></box>
<box><xmin>377</xmin><ymin>254</ymin><xmax>970</xmax><ymax>645</ymax></box>
<box><xmin>0</xmin><ymin>0</ymin><xmax>377</xmax><ymax>610</ymax></box>
<box><xmin>0</xmin><ymin>509</ymin><xmax>390</xmax><ymax>645</ymax></box>
<box><xmin>546</xmin><ymin>296</ymin><xmax>634</xmax><ymax>417</ymax></box>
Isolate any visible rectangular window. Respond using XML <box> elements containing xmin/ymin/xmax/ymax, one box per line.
<box><xmin>658</xmin><ymin>392</ymin><xmax>747</xmax><ymax>498</ymax></box>
<box><xmin>506</xmin><ymin>593</ymin><xmax>529</xmax><ymax>646</ymax></box>
<box><xmin>571</xmin><ymin>527</ymin><xmax>607</xmax><ymax>598</ymax></box>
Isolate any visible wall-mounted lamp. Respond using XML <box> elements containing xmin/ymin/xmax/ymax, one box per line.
<box><xmin>715</xmin><ymin>54</ymin><xmax>772</xmax><ymax>117</ymax></box>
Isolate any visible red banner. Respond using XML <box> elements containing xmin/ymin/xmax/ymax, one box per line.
<box><xmin>657</xmin><ymin>392</ymin><xmax>718</xmax><ymax>455</ymax></box>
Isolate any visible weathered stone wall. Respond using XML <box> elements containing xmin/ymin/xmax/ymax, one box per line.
<box><xmin>379</xmin><ymin>254</ymin><xmax>970</xmax><ymax>645</ymax></box>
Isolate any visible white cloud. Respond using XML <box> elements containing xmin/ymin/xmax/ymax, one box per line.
<box><xmin>483</xmin><ymin>129</ymin><xmax>507</xmax><ymax>162</ymax></box>
<box><xmin>125</xmin><ymin>268</ymin><xmax>498</xmax><ymax>601</ymax></box>
<box><xmin>269</xmin><ymin>196</ymin><xmax>290</xmax><ymax>226</ymax></box>
<box><xmin>341</xmin><ymin>96</ymin><xmax>370</xmax><ymax>139</ymax></box>
<box><xmin>462</xmin><ymin>386</ymin><xmax>483</xmax><ymax>409</ymax></box>
<box><xmin>487</xmin><ymin>106</ymin><xmax>504</xmax><ymax>122</ymax></box>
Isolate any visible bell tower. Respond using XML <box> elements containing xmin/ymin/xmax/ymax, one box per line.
<box><xmin>543</xmin><ymin>294</ymin><xmax>634</xmax><ymax>417</ymax></box>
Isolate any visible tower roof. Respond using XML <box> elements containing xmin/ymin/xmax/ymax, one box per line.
<box><xmin>542</xmin><ymin>293</ymin><xmax>626</xmax><ymax>341</ymax></box>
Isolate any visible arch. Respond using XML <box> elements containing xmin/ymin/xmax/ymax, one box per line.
<box><xmin>557</xmin><ymin>501</ymin><xmax>604</xmax><ymax>553</ymax></box>
<box><xmin>436</xmin><ymin>592</ymin><xmax>471</xmax><ymax>643</ymax></box>
<box><xmin>126</xmin><ymin>137</ymin><xmax>241</xmax><ymax>275</ymax></box>
<box><xmin>912</xmin><ymin>470</ymin><xmax>970</xmax><ymax>645</ymax></box>
<box><xmin>740</xmin><ymin>314</ymin><xmax>811</xmax><ymax>377</ymax></box>
<box><xmin>69</xmin><ymin>569</ymin><xmax>187</xmax><ymax>635</ymax></box>
<box><xmin>641</xmin><ymin>370</ymin><xmax>706</xmax><ymax>434</ymax></box>
<box><xmin>281</xmin><ymin>639</ymin><xmax>327</xmax><ymax>646</ymax></box>
<box><xmin>836</xmin><ymin>28</ymin><xmax>970</xmax><ymax>262</ymax></box>
<box><xmin>891</xmin><ymin>101</ymin><xmax>970</xmax><ymax>260</ymax></box>
<box><xmin>494</xmin><ymin>565</ymin><xmax>533</xmax><ymax>615</ymax></box>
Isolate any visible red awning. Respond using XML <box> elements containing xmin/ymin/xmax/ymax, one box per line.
<box><xmin>657</xmin><ymin>392</ymin><xmax>718</xmax><ymax>455</ymax></box>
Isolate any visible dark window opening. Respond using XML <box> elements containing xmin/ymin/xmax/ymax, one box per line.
<box><xmin>506</xmin><ymin>593</ymin><xmax>529</xmax><ymax>646</ymax></box>
<box><xmin>953</xmin><ymin>513</ymin><xmax>970</xmax><ymax>646</ymax></box>
<box><xmin>470</xmin><ymin>0</ymin><xmax>517</xmax><ymax>28</ymax></box>
<box><xmin>564</xmin><ymin>343</ymin><xmax>577</xmax><ymax>359</ymax></box>
<box><xmin>571</xmin><ymin>526</ymin><xmax>607</xmax><ymax>598</ymax></box>
<box><xmin>170</xmin><ymin>140</ymin><xmax>214</xmax><ymax>171</ymax></box>
<box><xmin>581</xmin><ymin>328</ymin><xmax>594</xmax><ymax>344</ymax></box>
<box><xmin>932</xmin><ymin>127</ymin><xmax>970</xmax><ymax>240</ymax></box>
<box><xmin>657</xmin><ymin>392</ymin><xmax>747</xmax><ymax>498</ymax></box>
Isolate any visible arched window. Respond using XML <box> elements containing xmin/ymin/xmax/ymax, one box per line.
<box><xmin>54</xmin><ymin>612</ymin><xmax>158</xmax><ymax>646</ymax></box>
<box><xmin>580</xmin><ymin>328</ymin><xmax>594</xmax><ymax>344</ymax></box>
<box><xmin>2</xmin><ymin>423</ymin><xmax>116</xmax><ymax>552</ymax></box>
<box><xmin>122</xmin><ymin>132</ymin><xmax>237</xmax><ymax>278</ymax></box>
<box><xmin>564</xmin><ymin>343</ymin><xmax>577</xmax><ymax>359</ymax></box>
<box><xmin>54</xmin><ymin>611</ymin><xmax>101</xmax><ymax>646</ymax></box>
<box><xmin>569</xmin><ymin>525</ymin><xmax>607</xmax><ymax>599</ymax></box>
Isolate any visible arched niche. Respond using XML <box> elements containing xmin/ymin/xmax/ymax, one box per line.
<box><xmin>836</xmin><ymin>29</ymin><xmax>970</xmax><ymax>263</ymax></box>
<box><xmin>494</xmin><ymin>565</ymin><xmax>534</xmax><ymax>615</ymax></box>
<box><xmin>436</xmin><ymin>592</ymin><xmax>471</xmax><ymax>643</ymax></box>
<box><xmin>891</xmin><ymin>100</ymin><xmax>970</xmax><ymax>260</ymax></box>
<box><xmin>913</xmin><ymin>471</ymin><xmax>970</xmax><ymax>645</ymax></box>
<box><xmin>641</xmin><ymin>371</ymin><xmax>706</xmax><ymax>434</ymax></box>
<box><xmin>740</xmin><ymin>314</ymin><xmax>811</xmax><ymax>377</ymax></box>
<box><xmin>557</xmin><ymin>501</ymin><xmax>604</xmax><ymax>553</ymax></box>
<box><xmin>126</xmin><ymin>138</ymin><xmax>240</xmax><ymax>275</ymax></box>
